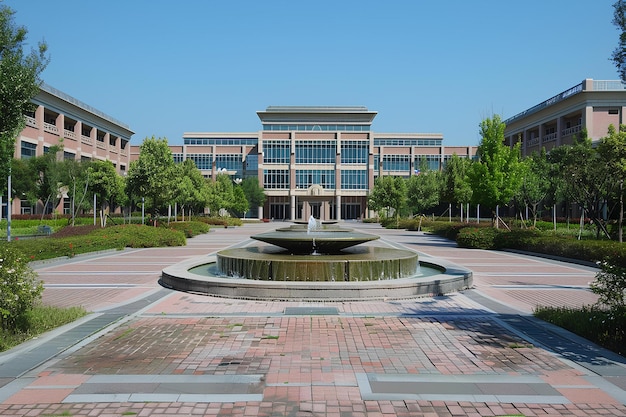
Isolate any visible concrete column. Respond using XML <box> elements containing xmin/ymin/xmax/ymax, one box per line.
<box><xmin>290</xmin><ymin>195</ymin><xmax>296</xmax><ymax>221</ymax></box>
<box><xmin>336</xmin><ymin>195</ymin><xmax>341</xmax><ymax>221</ymax></box>
<box><xmin>556</xmin><ymin>117</ymin><xmax>563</xmax><ymax>146</ymax></box>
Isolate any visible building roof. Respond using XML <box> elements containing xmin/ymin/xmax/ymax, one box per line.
<box><xmin>257</xmin><ymin>106</ymin><xmax>378</xmax><ymax>125</ymax></box>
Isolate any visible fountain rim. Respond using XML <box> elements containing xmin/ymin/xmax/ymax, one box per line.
<box><xmin>160</xmin><ymin>253</ymin><xmax>473</xmax><ymax>301</ymax></box>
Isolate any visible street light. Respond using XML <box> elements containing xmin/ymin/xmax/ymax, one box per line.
<box><xmin>141</xmin><ymin>197</ymin><xmax>145</xmax><ymax>225</ymax></box>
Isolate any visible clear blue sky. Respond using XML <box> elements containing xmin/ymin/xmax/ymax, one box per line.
<box><xmin>4</xmin><ymin>0</ymin><xmax>621</xmax><ymax>146</ymax></box>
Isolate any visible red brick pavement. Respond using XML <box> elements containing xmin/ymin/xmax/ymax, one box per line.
<box><xmin>0</xmin><ymin>222</ymin><xmax>624</xmax><ymax>417</ymax></box>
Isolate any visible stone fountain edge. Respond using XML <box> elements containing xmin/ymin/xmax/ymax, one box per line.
<box><xmin>160</xmin><ymin>254</ymin><xmax>473</xmax><ymax>301</ymax></box>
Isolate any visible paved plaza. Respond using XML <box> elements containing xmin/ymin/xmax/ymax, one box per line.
<box><xmin>0</xmin><ymin>222</ymin><xmax>625</xmax><ymax>416</ymax></box>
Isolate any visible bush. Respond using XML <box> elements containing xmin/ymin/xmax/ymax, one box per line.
<box><xmin>0</xmin><ymin>246</ymin><xmax>43</xmax><ymax>332</ymax></box>
<box><xmin>165</xmin><ymin>221</ymin><xmax>210</xmax><ymax>237</ymax></box>
<box><xmin>535</xmin><ymin>305</ymin><xmax>626</xmax><ymax>356</ymax></box>
<box><xmin>591</xmin><ymin>261</ymin><xmax>626</xmax><ymax>310</ymax></box>
<box><xmin>456</xmin><ymin>227</ymin><xmax>503</xmax><ymax>249</ymax></box>
<box><xmin>3</xmin><ymin>224</ymin><xmax>186</xmax><ymax>261</ymax></box>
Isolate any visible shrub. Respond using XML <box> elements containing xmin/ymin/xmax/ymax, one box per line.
<box><xmin>165</xmin><ymin>221</ymin><xmax>210</xmax><ymax>237</ymax></box>
<box><xmin>0</xmin><ymin>246</ymin><xmax>43</xmax><ymax>332</ymax></box>
<box><xmin>591</xmin><ymin>261</ymin><xmax>626</xmax><ymax>310</ymax></box>
<box><xmin>456</xmin><ymin>227</ymin><xmax>503</xmax><ymax>249</ymax></box>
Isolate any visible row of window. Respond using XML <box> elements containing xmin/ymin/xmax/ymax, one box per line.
<box><xmin>374</xmin><ymin>139</ymin><xmax>442</xmax><ymax>146</ymax></box>
<box><xmin>183</xmin><ymin>138</ymin><xmax>258</xmax><ymax>146</ymax></box>
<box><xmin>263</xmin><ymin>124</ymin><xmax>370</xmax><ymax>132</ymax></box>
<box><xmin>262</xmin><ymin>169</ymin><xmax>368</xmax><ymax>190</ymax></box>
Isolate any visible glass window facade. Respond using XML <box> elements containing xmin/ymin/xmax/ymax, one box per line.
<box><xmin>295</xmin><ymin>169</ymin><xmax>335</xmax><ymax>189</ymax></box>
<box><xmin>340</xmin><ymin>140</ymin><xmax>368</xmax><ymax>164</ymax></box>
<box><xmin>215</xmin><ymin>154</ymin><xmax>243</xmax><ymax>176</ymax></box>
<box><xmin>415</xmin><ymin>155</ymin><xmax>441</xmax><ymax>171</ymax></box>
<box><xmin>295</xmin><ymin>140</ymin><xmax>336</xmax><ymax>164</ymax></box>
<box><xmin>245</xmin><ymin>153</ymin><xmax>258</xmax><ymax>173</ymax></box>
<box><xmin>263</xmin><ymin>140</ymin><xmax>291</xmax><ymax>164</ymax></box>
<box><xmin>374</xmin><ymin>138</ymin><xmax>442</xmax><ymax>146</ymax></box>
<box><xmin>263</xmin><ymin>169</ymin><xmax>289</xmax><ymax>189</ymax></box>
<box><xmin>173</xmin><ymin>153</ymin><xmax>184</xmax><ymax>164</ymax></box>
<box><xmin>20</xmin><ymin>141</ymin><xmax>37</xmax><ymax>159</ymax></box>
<box><xmin>382</xmin><ymin>154</ymin><xmax>411</xmax><ymax>171</ymax></box>
<box><xmin>263</xmin><ymin>124</ymin><xmax>369</xmax><ymax>132</ymax></box>
<box><xmin>341</xmin><ymin>170</ymin><xmax>368</xmax><ymax>189</ymax></box>
<box><xmin>187</xmin><ymin>153</ymin><xmax>213</xmax><ymax>170</ymax></box>
<box><xmin>184</xmin><ymin>138</ymin><xmax>257</xmax><ymax>145</ymax></box>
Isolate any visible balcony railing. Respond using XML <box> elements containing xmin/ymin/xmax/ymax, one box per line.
<box><xmin>543</xmin><ymin>132</ymin><xmax>557</xmax><ymax>142</ymax></box>
<box><xmin>562</xmin><ymin>125</ymin><xmax>582</xmax><ymax>136</ymax></box>
<box><xmin>81</xmin><ymin>135</ymin><xmax>92</xmax><ymax>145</ymax></box>
<box><xmin>96</xmin><ymin>141</ymin><xmax>106</xmax><ymax>150</ymax></box>
<box><xmin>44</xmin><ymin>122</ymin><xmax>59</xmax><ymax>135</ymax></box>
<box><xmin>64</xmin><ymin>129</ymin><xmax>76</xmax><ymax>140</ymax></box>
<box><xmin>25</xmin><ymin>115</ymin><xmax>37</xmax><ymax>128</ymax></box>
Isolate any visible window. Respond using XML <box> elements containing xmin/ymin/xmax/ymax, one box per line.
<box><xmin>187</xmin><ymin>153</ymin><xmax>213</xmax><ymax>170</ymax></box>
<box><xmin>341</xmin><ymin>141</ymin><xmax>368</xmax><ymax>164</ymax></box>
<box><xmin>382</xmin><ymin>154</ymin><xmax>410</xmax><ymax>171</ymax></box>
<box><xmin>341</xmin><ymin>170</ymin><xmax>368</xmax><ymax>189</ymax></box>
<box><xmin>295</xmin><ymin>169</ymin><xmax>335</xmax><ymax>189</ymax></box>
<box><xmin>415</xmin><ymin>155</ymin><xmax>440</xmax><ymax>171</ymax></box>
<box><xmin>295</xmin><ymin>140</ymin><xmax>336</xmax><ymax>164</ymax></box>
<box><xmin>20</xmin><ymin>141</ymin><xmax>37</xmax><ymax>159</ymax></box>
<box><xmin>263</xmin><ymin>124</ymin><xmax>370</xmax><ymax>132</ymax></box>
<box><xmin>374</xmin><ymin>138</ymin><xmax>442</xmax><ymax>146</ymax></box>
<box><xmin>263</xmin><ymin>169</ymin><xmax>289</xmax><ymax>189</ymax></box>
<box><xmin>263</xmin><ymin>140</ymin><xmax>291</xmax><ymax>164</ymax></box>
<box><xmin>215</xmin><ymin>154</ymin><xmax>243</xmax><ymax>176</ymax></box>
<box><xmin>173</xmin><ymin>153</ymin><xmax>184</xmax><ymax>164</ymax></box>
<box><xmin>184</xmin><ymin>138</ymin><xmax>258</xmax><ymax>146</ymax></box>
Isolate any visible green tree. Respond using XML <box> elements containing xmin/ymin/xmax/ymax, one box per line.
<box><xmin>406</xmin><ymin>160</ymin><xmax>441</xmax><ymax>216</ymax></box>
<box><xmin>231</xmin><ymin>185</ymin><xmax>249</xmax><ymax>217</ymax></box>
<box><xmin>597</xmin><ymin>124</ymin><xmax>626</xmax><ymax>241</ymax></box>
<box><xmin>368</xmin><ymin>175</ymin><xmax>407</xmax><ymax>220</ymax></box>
<box><xmin>467</xmin><ymin>115</ymin><xmax>524</xmax><ymax>227</ymax></box>
<box><xmin>30</xmin><ymin>145</ymin><xmax>64</xmax><ymax>217</ymax></box>
<box><xmin>10</xmin><ymin>157</ymin><xmax>39</xmax><ymax>206</ymax></box>
<box><xmin>241</xmin><ymin>177</ymin><xmax>265</xmax><ymax>215</ymax></box>
<box><xmin>0</xmin><ymin>4</ymin><xmax>49</xmax><ymax>193</ymax></box>
<box><xmin>549</xmin><ymin>130</ymin><xmax>613</xmax><ymax>238</ymax></box>
<box><xmin>612</xmin><ymin>0</ymin><xmax>626</xmax><ymax>83</ymax></box>
<box><xmin>440</xmin><ymin>154</ymin><xmax>473</xmax><ymax>220</ymax></box>
<box><xmin>514</xmin><ymin>150</ymin><xmax>551</xmax><ymax>227</ymax></box>
<box><xmin>174</xmin><ymin>159</ymin><xmax>209</xmax><ymax>220</ymax></box>
<box><xmin>87</xmin><ymin>160</ymin><xmax>121</xmax><ymax>227</ymax></box>
<box><xmin>126</xmin><ymin>137</ymin><xmax>177</xmax><ymax>218</ymax></box>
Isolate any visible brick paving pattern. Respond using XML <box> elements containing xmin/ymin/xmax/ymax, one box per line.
<box><xmin>0</xmin><ymin>222</ymin><xmax>624</xmax><ymax>416</ymax></box>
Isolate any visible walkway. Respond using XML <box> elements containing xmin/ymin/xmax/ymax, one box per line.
<box><xmin>0</xmin><ymin>222</ymin><xmax>625</xmax><ymax>416</ymax></box>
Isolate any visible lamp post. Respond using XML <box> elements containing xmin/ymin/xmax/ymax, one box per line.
<box><xmin>141</xmin><ymin>197</ymin><xmax>145</xmax><ymax>225</ymax></box>
<box><xmin>7</xmin><ymin>171</ymin><xmax>11</xmax><ymax>242</ymax></box>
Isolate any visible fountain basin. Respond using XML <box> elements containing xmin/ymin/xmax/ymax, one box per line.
<box><xmin>250</xmin><ymin>229</ymin><xmax>379</xmax><ymax>254</ymax></box>
<box><xmin>160</xmin><ymin>254</ymin><xmax>473</xmax><ymax>301</ymax></box>
<box><xmin>217</xmin><ymin>246</ymin><xmax>418</xmax><ymax>281</ymax></box>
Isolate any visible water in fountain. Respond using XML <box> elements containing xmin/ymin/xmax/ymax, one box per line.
<box><xmin>215</xmin><ymin>221</ymin><xmax>420</xmax><ymax>282</ymax></box>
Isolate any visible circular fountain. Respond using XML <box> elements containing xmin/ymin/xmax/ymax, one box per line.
<box><xmin>161</xmin><ymin>217</ymin><xmax>473</xmax><ymax>301</ymax></box>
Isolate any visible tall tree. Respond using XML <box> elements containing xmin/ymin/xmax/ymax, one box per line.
<box><xmin>241</xmin><ymin>177</ymin><xmax>266</xmax><ymax>215</ymax></box>
<box><xmin>0</xmin><ymin>5</ymin><xmax>49</xmax><ymax>193</ymax></box>
<box><xmin>612</xmin><ymin>0</ymin><xmax>626</xmax><ymax>83</ymax></box>
<box><xmin>550</xmin><ymin>130</ymin><xmax>613</xmax><ymax>239</ymax></box>
<box><xmin>174</xmin><ymin>158</ymin><xmax>209</xmax><ymax>220</ymax></box>
<box><xmin>406</xmin><ymin>160</ymin><xmax>441</xmax><ymax>216</ymax></box>
<box><xmin>514</xmin><ymin>150</ymin><xmax>551</xmax><ymax>227</ymax></box>
<box><xmin>126</xmin><ymin>137</ymin><xmax>177</xmax><ymax>218</ymax></box>
<box><xmin>368</xmin><ymin>175</ymin><xmax>407</xmax><ymax>220</ymax></box>
<box><xmin>87</xmin><ymin>160</ymin><xmax>121</xmax><ymax>227</ymax></box>
<box><xmin>440</xmin><ymin>154</ymin><xmax>473</xmax><ymax>219</ymax></box>
<box><xmin>467</xmin><ymin>115</ymin><xmax>524</xmax><ymax>227</ymax></box>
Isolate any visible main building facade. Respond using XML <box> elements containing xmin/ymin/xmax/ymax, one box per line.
<box><xmin>166</xmin><ymin>106</ymin><xmax>477</xmax><ymax>221</ymax></box>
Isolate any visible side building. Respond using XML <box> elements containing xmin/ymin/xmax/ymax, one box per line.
<box><xmin>8</xmin><ymin>83</ymin><xmax>134</xmax><ymax>216</ymax></box>
<box><xmin>160</xmin><ymin>106</ymin><xmax>476</xmax><ymax>221</ymax></box>
<box><xmin>504</xmin><ymin>78</ymin><xmax>626</xmax><ymax>156</ymax></box>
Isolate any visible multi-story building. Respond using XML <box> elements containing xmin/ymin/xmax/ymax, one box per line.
<box><xmin>170</xmin><ymin>106</ymin><xmax>476</xmax><ymax>221</ymax></box>
<box><xmin>9</xmin><ymin>83</ymin><xmax>134</xmax><ymax>215</ymax></box>
<box><xmin>504</xmin><ymin>79</ymin><xmax>626</xmax><ymax>156</ymax></box>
